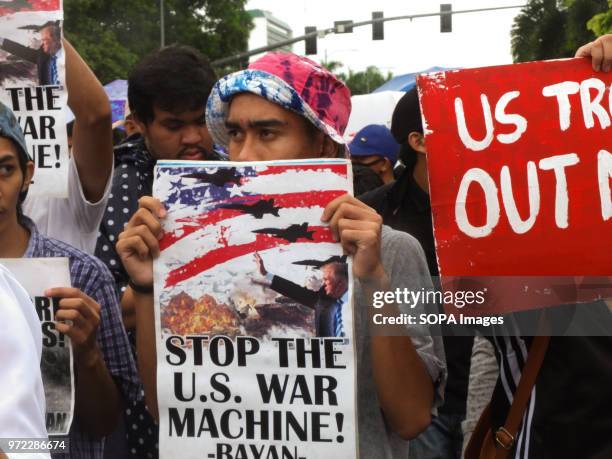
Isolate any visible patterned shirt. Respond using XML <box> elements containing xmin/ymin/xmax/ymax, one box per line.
<box><xmin>96</xmin><ymin>135</ymin><xmax>155</xmax><ymax>293</ymax></box>
<box><xmin>95</xmin><ymin>135</ymin><xmax>225</xmax><ymax>292</ymax></box>
<box><xmin>94</xmin><ymin>136</ymin><xmax>160</xmax><ymax>458</ymax></box>
<box><xmin>94</xmin><ymin>136</ymin><xmax>224</xmax><ymax>459</ymax></box>
<box><xmin>23</xmin><ymin>218</ymin><xmax>140</xmax><ymax>459</ymax></box>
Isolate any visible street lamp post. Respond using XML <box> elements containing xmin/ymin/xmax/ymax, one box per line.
<box><xmin>160</xmin><ymin>0</ymin><xmax>165</xmax><ymax>47</ymax></box>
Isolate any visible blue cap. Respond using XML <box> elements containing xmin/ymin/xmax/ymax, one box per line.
<box><xmin>0</xmin><ymin>101</ymin><xmax>30</xmax><ymax>163</ymax></box>
<box><xmin>348</xmin><ymin>124</ymin><xmax>399</xmax><ymax>164</ymax></box>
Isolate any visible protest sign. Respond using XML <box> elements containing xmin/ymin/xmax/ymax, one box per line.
<box><xmin>418</xmin><ymin>58</ymin><xmax>611</xmax><ymax>313</ymax></box>
<box><xmin>0</xmin><ymin>0</ymin><xmax>69</xmax><ymax>197</ymax></box>
<box><xmin>0</xmin><ymin>257</ymin><xmax>74</xmax><ymax>436</ymax></box>
<box><xmin>153</xmin><ymin>159</ymin><xmax>357</xmax><ymax>459</ymax></box>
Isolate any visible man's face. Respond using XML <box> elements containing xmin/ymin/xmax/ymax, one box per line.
<box><xmin>0</xmin><ymin>138</ymin><xmax>32</xmax><ymax>234</ymax></box>
<box><xmin>321</xmin><ymin>264</ymin><xmax>348</xmax><ymax>299</ymax></box>
<box><xmin>138</xmin><ymin>106</ymin><xmax>214</xmax><ymax>161</ymax></box>
<box><xmin>225</xmin><ymin>93</ymin><xmax>327</xmax><ymax>162</ymax></box>
<box><xmin>40</xmin><ymin>27</ymin><xmax>60</xmax><ymax>55</ymax></box>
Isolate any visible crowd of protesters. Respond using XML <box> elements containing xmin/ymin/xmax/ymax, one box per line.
<box><xmin>0</xmin><ymin>25</ymin><xmax>611</xmax><ymax>459</ymax></box>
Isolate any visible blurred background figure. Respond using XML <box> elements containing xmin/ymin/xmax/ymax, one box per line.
<box><xmin>121</xmin><ymin>105</ymin><xmax>141</xmax><ymax>139</ymax></box>
<box><xmin>111</xmin><ymin>103</ymin><xmax>141</xmax><ymax>146</ymax></box>
<box><xmin>349</xmin><ymin>124</ymin><xmax>398</xmax><ymax>194</ymax></box>
<box><xmin>350</xmin><ymin>124</ymin><xmax>398</xmax><ymax>184</ymax></box>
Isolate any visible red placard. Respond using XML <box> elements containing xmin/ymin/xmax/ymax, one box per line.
<box><xmin>0</xmin><ymin>0</ymin><xmax>60</xmax><ymax>14</ymax></box>
<box><xmin>417</xmin><ymin>58</ymin><xmax>611</xmax><ymax>312</ymax></box>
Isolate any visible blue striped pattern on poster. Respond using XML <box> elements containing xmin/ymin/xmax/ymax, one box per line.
<box><xmin>0</xmin><ymin>0</ymin><xmax>69</xmax><ymax>197</ymax></box>
<box><xmin>0</xmin><ymin>257</ymin><xmax>75</xmax><ymax>436</ymax></box>
<box><xmin>153</xmin><ymin>159</ymin><xmax>358</xmax><ymax>459</ymax></box>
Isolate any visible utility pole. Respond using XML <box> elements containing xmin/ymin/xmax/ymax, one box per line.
<box><xmin>160</xmin><ymin>0</ymin><xmax>165</xmax><ymax>47</ymax></box>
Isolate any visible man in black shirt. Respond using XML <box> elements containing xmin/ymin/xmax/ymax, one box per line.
<box><xmin>360</xmin><ymin>87</ymin><xmax>473</xmax><ymax>459</ymax></box>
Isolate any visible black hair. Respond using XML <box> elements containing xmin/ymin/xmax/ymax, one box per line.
<box><xmin>128</xmin><ymin>45</ymin><xmax>217</xmax><ymax>125</ymax></box>
<box><xmin>14</xmin><ymin>139</ymin><xmax>30</xmax><ymax>226</ymax></box>
<box><xmin>300</xmin><ymin>116</ymin><xmax>346</xmax><ymax>158</ymax></box>
<box><xmin>301</xmin><ymin>116</ymin><xmax>319</xmax><ymax>140</ymax></box>
<box><xmin>66</xmin><ymin>120</ymin><xmax>74</xmax><ymax>138</ymax></box>
<box><xmin>398</xmin><ymin>144</ymin><xmax>418</xmax><ymax>171</ymax></box>
<box><xmin>391</xmin><ymin>88</ymin><xmax>422</xmax><ymax>172</ymax></box>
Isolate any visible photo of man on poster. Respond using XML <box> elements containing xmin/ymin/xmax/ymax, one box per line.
<box><xmin>253</xmin><ymin>252</ymin><xmax>349</xmax><ymax>337</ymax></box>
<box><xmin>0</xmin><ymin>20</ymin><xmax>62</xmax><ymax>86</ymax></box>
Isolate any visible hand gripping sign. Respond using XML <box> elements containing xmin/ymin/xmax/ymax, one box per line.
<box><xmin>152</xmin><ymin>160</ymin><xmax>358</xmax><ymax>459</ymax></box>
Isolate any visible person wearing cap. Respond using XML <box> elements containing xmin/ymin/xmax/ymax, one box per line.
<box><xmin>349</xmin><ymin>124</ymin><xmax>399</xmax><ymax>186</ymax></box>
<box><xmin>22</xmin><ymin>38</ymin><xmax>114</xmax><ymax>256</ymax></box>
<box><xmin>0</xmin><ymin>101</ymin><xmax>139</xmax><ymax>459</ymax></box>
<box><xmin>116</xmin><ymin>51</ymin><xmax>447</xmax><ymax>457</ymax></box>
<box><xmin>0</xmin><ymin>265</ymin><xmax>50</xmax><ymax>459</ymax></box>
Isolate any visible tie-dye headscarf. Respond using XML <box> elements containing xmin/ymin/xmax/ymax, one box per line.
<box><xmin>206</xmin><ymin>52</ymin><xmax>351</xmax><ymax>149</ymax></box>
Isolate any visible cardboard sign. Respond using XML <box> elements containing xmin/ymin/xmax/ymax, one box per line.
<box><xmin>418</xmin><ymin>58</ymin><xmax>611</xmax><ymax>312</ymax></box>
<box><xmin>153</xmin><ymin>159</ymin><xmax>358</xmax><ymax>459</ymax></box>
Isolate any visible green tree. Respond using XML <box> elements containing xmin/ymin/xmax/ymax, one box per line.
<box><xmin>587</xmin><ymin>1</ymin><xmax>612</xmax><ymax>36</ymax></box>
<box><xmin>320</xmin><ymin>60</ymin><xmax>344</xmax><ymax>73</ymax></box>
<box><xmin>511</xmin><ymin>0</ymin><xmax>609</xmax><ymax>62</ymax></box>
<box><xmin>63</xmin><ymin>0</ymin><xmax>253</xmax><ymax>83</ymax></box>
<box><xmin>336</xmin><ymin>66</ymin><xmax>393</xmax><ymax>95</ymax></box>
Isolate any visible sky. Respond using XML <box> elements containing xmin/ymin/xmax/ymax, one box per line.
<box><xmin>244</xmin><ymin>0</ymin><xmax>528</xmax><ymax>76</ymax></box>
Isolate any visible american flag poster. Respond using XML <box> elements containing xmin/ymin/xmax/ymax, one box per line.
<box><xmin>153</xmin><ymin>159</ymin><xmax>358</xmax><ymax>459</ymax></box>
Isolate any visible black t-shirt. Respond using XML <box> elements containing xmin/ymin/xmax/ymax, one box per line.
<box><xmin>359</xmin><ymin>169</ymin><xmax>474</xmax><ymax>416</ymax></box>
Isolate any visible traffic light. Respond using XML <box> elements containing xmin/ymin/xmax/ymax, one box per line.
<box><xmin>372</xmin><ymin>11</ymin><xmax>384</xmax><ymax>40</ymax></box>
<box><xmin>334</xmin><ymin>20</ymin><xmax>354</xmax><ymax>33</ymax></box>
<box><xmin>305</xmin><ymin>26</ymin><xmax>317</xmax><ymax>55</ymax></box>
<box><xmin>440</xmin><ymin>4</ymin><xmax>452</xmax><ymax>33</ymax></box>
